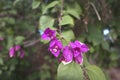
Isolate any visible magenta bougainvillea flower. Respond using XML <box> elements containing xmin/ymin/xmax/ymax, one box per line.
<box><xmin>74</xmin><ymin>53</ymin><xmax>83</xmax><ymax>65</ymax></box>
<box><xmin>9</xmin><ymin>45</ymin><xmax>21</xmax><ymax>57</ymax></box>
<box><xmin>70</xmin><ymin>40</ymin><xmax>89</xmax><ymax>57</ymax></box>
<box><xmin>61</xmin><ymin>46</ymin><xmax>73</xmax><ymax>64</ymax></box>
<box><xmin>15</xmin><ymin>45</ymin><xmax>21</xmax><ymax>51</ymax></box>
<box><xmin>9</xmin><ymin>45</ymin><xmax>25</xmax><ymax>58</ymax></box>
<box><xmin>41</xmin><ymin>28</ymin><xmax>56</xmax><ymax>40</ymax></box>
<box><xmin>60</xmin><ymin>40</ymin><xmax>89</xmax><ymax>65</ymax></box>
<box><xmin>70</xmin><ymin>40</ymin><xmax>89</xmax><ymax>64</ymax></box>
<box><xmin>49</xmin><ymin>38</ymin><xmax>62</xmax><ymax>57</ymax></box>
<box><xmin>9</xmin><ymin>47</ymin><xmax>15</xmax><ymax>57</ymax></box>
<box><xmin>76</xmin><ymin>41</ymin><xmax>89</xmax><ymax>53</ymax></box>
<box><xmin>19</xmin><ymin>50</ymin><xmax>25</xmax><ymax>58</ymax></box>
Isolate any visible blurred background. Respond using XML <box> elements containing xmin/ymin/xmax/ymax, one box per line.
<box><xmin>0</xmin><ymin>0</ymin><xmax>120</xmax><ymax>80</ymax></box>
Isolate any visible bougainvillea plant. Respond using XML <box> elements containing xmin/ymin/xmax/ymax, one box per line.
<box><xmin>6</xmin><ymin>0</ymin><xmax>107</xmax><ymax>80</ymax></box>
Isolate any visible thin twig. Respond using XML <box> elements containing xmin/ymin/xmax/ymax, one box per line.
<box><xmin>89</xmin><ymin>2</ymin><xmax>101</xmax><ymax>21</ymax></box>
<box><xmin>58</xmin><ymin>0</ymin><xmax>64</xmax><ymax>36</ymax></box>
<box><xmin>24</xmin><ymin>39</ymin><xmax>41</xmax><ymax>47</ymax></box>
<box><xmin>83</xmin><ymin>68</ymin><xmax>90</xmax><ymax>80</ymax></box>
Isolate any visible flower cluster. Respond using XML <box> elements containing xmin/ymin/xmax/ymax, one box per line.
<box><xmin>9</xmin><ymin>45</ymin><xmax>25</xmax><ymax>58</ymax></box>
<box><xmin>41</xmin><ymin>28</ymin><xmax>89</xmax><ymax>65</ymax></box>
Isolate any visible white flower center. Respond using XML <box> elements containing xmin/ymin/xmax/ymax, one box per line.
<box><xmin>53</xmin><ymin>48</ymin><xmax>57</xmax><ymax>52</ymax></box>
<box><xmin>53</xmin><ymin>46</ymin><xmax>58</xmax><ymax>52</ymax></box>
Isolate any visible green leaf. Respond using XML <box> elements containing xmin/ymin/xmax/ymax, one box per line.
<box><xmin>32</xmin><ymin>0</ymin><xmax>41</xmax><ymax>9</ymax></box>
<box><xmin>7</xmin><ymin>35</ymin><xmax>14</xmax><ymax>49</ymax></box>
<box><xmin>15</xmin><ymin>36</ymin><xmax>25</xmax><ymax>45</ymax></box>
<box><xmin>89</xmin><ymin>46</ymin><xmax>95</xmax><ymax>53</ymax></box>
<box><xmin>110</xmin><ymin>52</ymin><xmax>120</xmax><ymax>61</ymax></box>
<box><xmin>43</xmin><ymin>1</ymin><xmax>59</xmax><ymax>14</ymax></box>
<box><xmin>46</xmin><ymin>1</ymin><xmax>59</xmax><ymax>9</ymax></box>
<box><xmin>111</xmin><ymin>30</ymin><xmax>118</xmax><ymax>40</ymax></box>
<box><xmin>0</xmin><ymin>58</ymin><xmax>4</xmax><ymax>65</ymax></box>
<box><xmin>66</xmin><ymin>2</ymin><xmax>82</xmax><ymax>19</ymax></box>
<box><xmin>6</xmin><ymin>28</ymin><xmax>14</xmax><ymax>35</ymax></box>
<box><xmin>60</xmin><ymin>15</ymin><xmax>74</xmax><ymax>26</ymax></box>
<box><xmin>85</xmin><ymin>65</ymin><xmax>106</xmax><ymax>80</ymax></box>
<box><xmin>13</xmin><ymin>0</ymin><xmax>20</xmax><ymax>6</ymax></box>
<box><xmin>8</xmin><ymin>10</ymin><xmax>17</xmax><ymax>15</ymax></box>
<box><xmin>40</xmin><ymin>39</ymin><xmax>49</xmax><ymax>44</ymax></box>
<box><xmin>3</xmin><ymin>17</ymin><xmax>15</xmax><ymax>24</ymax></box>
<box><xmin>83</xmin><ymin>54</ymin><xmax>90</xmax><ymax>67</ymax></box>
<box><xmin>87</xmin><ymin>25</ymin><xmax>103</xmax><ymax>46</ymax></box>
<box><xmin>101</xmin><ymin>41</ymin><xmax>109</xmax><ymax>51</ymax></box>
<box><xmin>66</xmin><ymin>10</ymin><xmax>80</xmax><ymax>19</ymax></box>
<box><xmin>61</xmin><ymin>30</ymin><xmax>75</xmax><ymax>42</ymax></box>
<box><xmin>0</xmin><ymin>70</ymin><xmax>2</xmax><ymax>75</ymax></box>
<box><xmin>39</xmin><ymin>15</ymin><xmax>55</xmax><ymax>30</ymax></box>
<box><xmin>73</xmin><ymin>2</ymin><xmax>82</xmax><ymax>14</ymax></box>
<box><xmin>57</xmin><ymin>62</ymin><xmax>84</xmax><ymax>80</ymax></box>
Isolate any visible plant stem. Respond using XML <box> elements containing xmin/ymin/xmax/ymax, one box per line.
<box><xmin>89</xmin><ymin>2</ymin><xmax>101</xmax><ymax>21</ymax></box>
<box><xmin>58</xmin><ymin>0</ymin><xmax>64</xmax><ymax>36</ymax></box>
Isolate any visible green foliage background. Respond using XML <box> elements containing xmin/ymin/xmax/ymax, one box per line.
<box><xmin>0</xmin><ymin>0</ymin><xmax>120</xmax><ymax>80</ymax></box>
